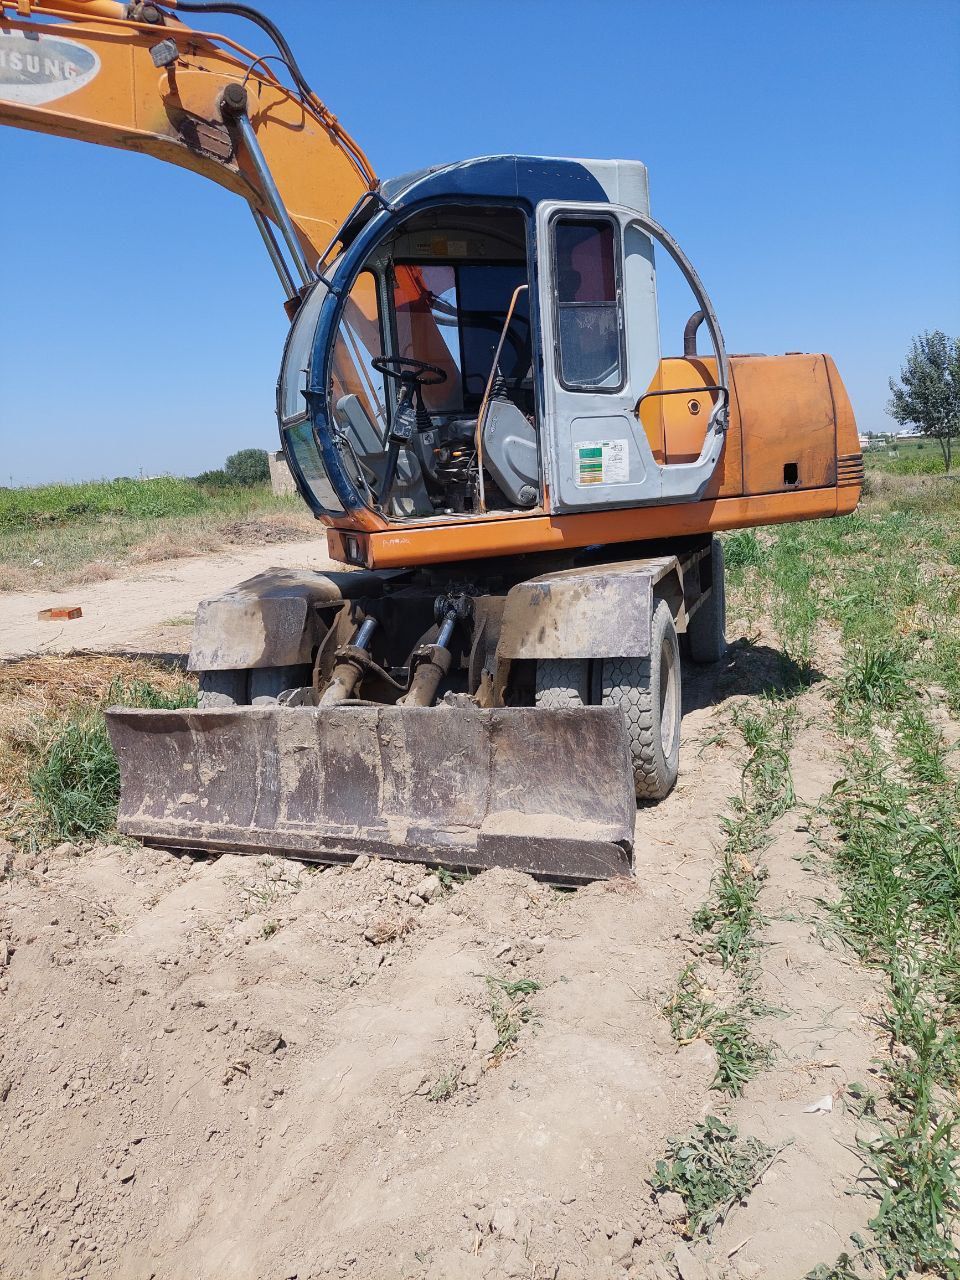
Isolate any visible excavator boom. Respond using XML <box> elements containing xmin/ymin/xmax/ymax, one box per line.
<box><xmin>0</xmin><ymin>0</ymin><xmax>374</xmax><ymax>287</ymax></box>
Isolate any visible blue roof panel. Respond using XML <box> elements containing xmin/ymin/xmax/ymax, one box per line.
<box><xmin>379</xmin><ymin>155</ymin><xmax>611</xmax><ymax>210</ymax></box>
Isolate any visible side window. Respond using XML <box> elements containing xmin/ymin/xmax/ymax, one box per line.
<box><xmin>553</xmin><ymin>218</ymin><xmax>623</xmax><ymax>390</ymax></box>
<box><xmin>330</xmin><ymin>271</ymin><xmax>387</xmax><ymax>432</ymax></box>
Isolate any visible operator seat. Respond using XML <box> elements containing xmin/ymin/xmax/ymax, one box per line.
<box><xmin>336</xmin><ymin>394</ymin><xmax>433</xmax><ymax>516</ymax></box>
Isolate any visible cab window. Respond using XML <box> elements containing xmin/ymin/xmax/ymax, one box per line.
<box><xmin>393</xmin><ymin>261</ymin><xmax>530</xmax><ymax>413</ymax></box>
<box><xmin>553</xmin><ymin>217</ymin><xmax>623</xmax><ymax>390</ymax></box>
<box><xmin>330</xmin><ymin>271</ymin><xmax>387</xmax><ymax>431</ymax></box>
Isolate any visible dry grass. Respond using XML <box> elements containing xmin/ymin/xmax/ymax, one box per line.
<box><xmin>127</xmin><ymin>528</ymin><xmax>222</xmax><ymax>565</ymax></box>
<box><xmin>0</xmin><ymin>492</ymin><xmax>316</xmax><ymax>595</ymax></box>
<box><xmin>218</xmin><ymin>512</ymin><xmax>318</xmax><ymax>544</ymax></box>
<box><xmin>0</xmin><ymin>652</ymin><xmax>196</xmax><ymax>828</ymax></box>
<box><xmin>74</xmin><ymin>560</ymin><xmax>117</xmax><ymax>584</ymax></box>
<box><xmin>0</xmin><ymin>564</ymin><xmax>33</xmax><ymax>593</ymax></box>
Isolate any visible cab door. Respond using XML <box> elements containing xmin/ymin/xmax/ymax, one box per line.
<box><xmin>536</xmin><ymin>202</ymin><xmax>662</xmax><ymax>512</ymax></box>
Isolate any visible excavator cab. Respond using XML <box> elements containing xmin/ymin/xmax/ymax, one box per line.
<box><xmin>276</xmin><ymin>156</ymin><xmax>729</xmax><ymax>537</ymax></box>
<box><xmin>330</xmin><ymin>204</ymin><xmax>536</xmax><ymax>517</ymax></box>
<box><xmin>278</xmin><ymin>187</ymin><xmax>542</xmax><ymax>522</ymax></box>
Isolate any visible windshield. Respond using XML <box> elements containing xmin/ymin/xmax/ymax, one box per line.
<box><xmin>278</xmin><ymin>202</ymin><xmax>540</xmax><ymax>523</ymax></box>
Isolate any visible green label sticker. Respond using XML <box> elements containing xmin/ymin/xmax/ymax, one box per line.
<box><xmin>576</xmin><ymin>439</ymin><xmax>629</xmax><ymax>486</ymax></box>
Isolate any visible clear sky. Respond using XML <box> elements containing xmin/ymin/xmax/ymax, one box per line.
<box><xmin>1</xmin><ymin>0</ymin><xmax>958</xmax><ymax>485</ymax></box>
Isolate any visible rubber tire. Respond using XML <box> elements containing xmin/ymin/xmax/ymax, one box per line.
<box><xmin>249</xmin><ymin>664</ymin><xmax>313</xmax><ymax>705</ymax></box>
<box><xmin>599</xmin><ymin>599</ymin><xmax>681</xmax><ymax>802</ymax></box>
<box><xmin>687</xmin><ymin>537</ymin><xmax>727</xmax><ymax>665</ymax></box>
<box><xmin>198</xmin><ymin>669</ymin><xmax>248</xmax><ymax>708</ymax></box>
<box><xmin>534</xmin><ymin>657</ymin><xmax>589</xmax><ymax>708</ymax></box>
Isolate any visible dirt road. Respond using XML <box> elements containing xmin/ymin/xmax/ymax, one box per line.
<box><xmin>0</xmin><ymin>539</ymin><xmax>336</xmax><ymax>660</ymax></box>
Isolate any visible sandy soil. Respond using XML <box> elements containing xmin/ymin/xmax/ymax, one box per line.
<box><xmin>0</xmin><ymin>551</ymin><xmax>887</xmax><ymax>1279</ymax></box>
<box><xmin>0</xmin><ymin>539</ymin><xmax>336</xmax><ymax>660</ymax></box>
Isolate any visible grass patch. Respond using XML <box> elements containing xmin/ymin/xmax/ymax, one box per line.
<box><xmin>723</xmin><ymin>528</ymin><xmax>765</xmax><ymax>571</ymax></box>
<box><xmin>664</xmin><ymin>698</ymin><xmax>796</xmax><ymax>1096</ymax></box>
<box><xmin>0</xmin><ymin>478</ymin><xmax>313</xmax><ymax>592</ymax></box>
<box><xmin>28</xmin><ymin>675</ymin><xmax>196</xmax><ymax>843</ymax></box>
<box><xmin>864</xmin><ymin>439</ymin><xmax>949</xmax><ymax>477</ymax></box>
<box><xmin>0</xmin><ymin>654</ymin><xmax>197</xmax><ymax>846</ymax></box>
<box><xmin>0</xmin><ymin>476</ymin><xmax>212</xmax><ymax>528</ymax></box>
<box><xmin>731</xmin><ymin>470</ymin><xmax>960</xmax><ymax>1276</ymax></box>
<box><xmin>652</xmin><ymin>1115</ymin><xmax>781</xmax><ymax>1239</ymax></box>
<box><xmin>820</xmin><ymin>749</ymin><xmax>960</xmax><ymax>1276</ymax></box>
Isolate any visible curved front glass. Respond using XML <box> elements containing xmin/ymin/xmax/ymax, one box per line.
<box><xmin>277</xmin><ymin>202</ymin><xmax>541</xmax><ymax>523</ymax></box>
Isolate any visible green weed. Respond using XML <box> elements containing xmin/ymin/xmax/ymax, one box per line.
<box><xmin>484</xmin><ymin>975</ymin><xmax>539</xmax><ymax>1059</ymax></box>
<box><xmin>28</xmin><ymin>676</ymin><xmax>196</xmax><ymax>842</ymax></box>
<box><xmin>664</xmin><ymin>967</ymin><xmax>770</xmax><ymax>1096</ymax></box>
<box><xmin>487</xmin><ymin>976</ymin><xmax>541</xmax><ymax>999</ymax></box>
<box><xmin>835</xmin><ymin>648</ymin><xmax>910</xmax><ymax>721</ymax></box>
<box><xmin>804</xmin><ymin>1254</ymin><xmax>864</xmax><ymax>1280</ymax></box>
<box><xmin>652</xmin><ymin>1116</ymin><xmax>781</xmax><ymax>1239</ymax></box>
<box><xmin>428</xmin><ymin>1072</ymin><xmax>458</xmax><ymax>1103</ymax></box>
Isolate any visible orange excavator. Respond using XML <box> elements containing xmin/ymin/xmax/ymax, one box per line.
<box><xmin>1</xmin><ymin>0</ymin><xmax>862</xmax><ymax>880</ymax></box>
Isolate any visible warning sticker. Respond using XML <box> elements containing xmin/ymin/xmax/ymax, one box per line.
<box><xmin>576</xmin><ymin>439</ymin><xmax>629</xmax><ymax>486</ymax></box>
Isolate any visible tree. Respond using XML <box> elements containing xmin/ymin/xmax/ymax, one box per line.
<box><xmin>223</xmin><ymin>449</ymin><xmax>271</xmax><ymax>487</ymax></box>
<box><xmin>887</xmin><ymin>330</ymin><xmax>960</xmax><ymax>472</ymax></box>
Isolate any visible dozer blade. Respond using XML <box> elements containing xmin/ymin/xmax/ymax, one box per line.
<box><xmin>106</xmin><ymin>705</ymin><xmax>635</xmax><ymax>883</ymax></box>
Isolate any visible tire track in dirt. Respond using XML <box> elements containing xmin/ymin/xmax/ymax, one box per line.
<box><xmin>665</xmin><ymin>679</ymin><xmax>887</xmax><ymax>1279</ymax></box>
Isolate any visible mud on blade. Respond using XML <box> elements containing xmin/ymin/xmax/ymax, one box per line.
<box><xmin>105</xmin><ymin>705</ymin><xmax>635</xmax><ymax>883</ymax></box>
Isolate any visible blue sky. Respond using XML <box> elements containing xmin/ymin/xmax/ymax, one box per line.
<box><xmin>1</xmin><ymin>0</ymin><xmax>958</xmax><ymax>485</ymax></box>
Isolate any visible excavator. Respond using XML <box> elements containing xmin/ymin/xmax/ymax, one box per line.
<box><xmin>1</xmin><ymin>0</ymin><xmax>863</xmax><ymax>881</ymax></box>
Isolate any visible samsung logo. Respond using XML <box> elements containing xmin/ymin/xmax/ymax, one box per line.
<box><xmin>0</xmin><ymin>31</ymin><xmax>100</xmax><ymax>105</ymax></box>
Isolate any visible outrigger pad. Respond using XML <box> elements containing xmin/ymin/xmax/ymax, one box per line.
<box><xmin>106</xmin><ymin>705</ymin><xmax>635</xmax><ymax>883</ymax></box>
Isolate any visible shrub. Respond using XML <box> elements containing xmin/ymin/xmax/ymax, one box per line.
<box><xmin>193</xmin><ymin>468</ymin><xmax>231</xmax><ymax>488</ymax></box>
<box><xmin>224</xmin><ymin>449</ymin><xmax>270</xmax><ymax>487</ymax></box>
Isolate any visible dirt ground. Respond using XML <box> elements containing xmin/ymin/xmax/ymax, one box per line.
<box><xmin>0</xmin><ymin>553</ymin><xmax>886</xmax><ymax>1280</ymax></box>
<box><xmin>0</xmin><ymin>538</ymin><xmax>335</xmax><ymax>660</ymax></box>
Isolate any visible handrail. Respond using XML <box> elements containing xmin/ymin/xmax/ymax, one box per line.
<box><xmin>474</xmin><ymin>284</ymin><xmax>529</xmax><ymax>513</ymax></box>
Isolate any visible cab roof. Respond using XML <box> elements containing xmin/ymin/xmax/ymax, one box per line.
<box><xmin>379</xmin><ymin>155</ymin><xmax>650</xmax><ymax>214</ymax></box>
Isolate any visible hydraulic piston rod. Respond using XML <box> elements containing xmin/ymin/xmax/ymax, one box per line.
<box><xmin>319</xmin><ymin>617</ymin><xmax>378</xmax><ymax>705</ymax></box>
<box><xmin>398</xmin><ymin>609</ymin><xmax>458</xmax><ymax>708</ymax></box>
<box><xmin>220</xmin><ymin>83</ymin><xmax>315</xmax><ymax>289</ymax></box>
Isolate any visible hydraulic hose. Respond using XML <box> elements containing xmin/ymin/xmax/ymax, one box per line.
<box><xmin>164</xmin><ymin>0</ymin><xmax>377</xmax><ymax>185</ymax></box>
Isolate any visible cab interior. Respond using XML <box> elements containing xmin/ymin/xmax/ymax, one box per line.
<box><xmin>327</xmin><ymin>204</ymin><xmax>540</xmax><ymax>518</ymax></box>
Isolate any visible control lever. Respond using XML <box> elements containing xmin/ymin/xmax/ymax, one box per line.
<box><xmin>377</xmin><ymin>387</ymin><xmax>418</xmax><ymax>513</ymax></box>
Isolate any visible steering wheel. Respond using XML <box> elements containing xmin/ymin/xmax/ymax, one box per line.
<box><xmin>372</xmin><ymin>355</ymin><xmax>448</xmax><ymax>387</ymax></box>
